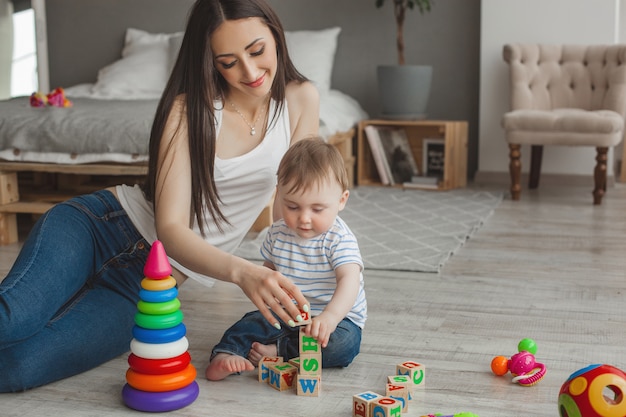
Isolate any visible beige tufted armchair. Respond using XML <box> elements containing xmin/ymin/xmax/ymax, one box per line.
<box><xmin>501</xmin><ymin>43</ymin><xmax>626</xmax><ymax>204</ymax></box>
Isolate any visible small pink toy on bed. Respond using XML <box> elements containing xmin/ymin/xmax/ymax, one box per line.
<box><xmin>29</xmin><ymin>91</ymin><xmax>48</xmax><ymax>107</ymax></box>
<box><xmin>30</xmin><ymin>87</ymin><xmax>72</xmax><ymax>108</ymax></box>
<box><xmin>46</xmin><ymin>87</ymin><xmax>72</xmax><ymax>107</ymax></box>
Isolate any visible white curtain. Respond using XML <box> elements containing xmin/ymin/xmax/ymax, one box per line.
<box><xmin>0</xmin><ymin>0</ymin><xmax>13</xmax><ymax>99</ymax></box>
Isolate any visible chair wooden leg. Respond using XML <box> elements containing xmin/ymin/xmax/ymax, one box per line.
<box><xmin>509</xmin><ymin>143</ymin><xmax>521</xmax><ymax>200</ymax></box>
<box><xmin>593</xmin><ymin>146</ymin><xmax>608</xmax><ymax>205</ymax></box>
<box><xmin>529</xmin><ymin>145</ymin><xmax>543</xmax><ymax>189</ymax></box>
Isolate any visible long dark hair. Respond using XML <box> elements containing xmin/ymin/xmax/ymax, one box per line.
<box><xmin>143</xmin><ymin>0</ymin><xmax>307</xmax><ymax>235</ymax></box>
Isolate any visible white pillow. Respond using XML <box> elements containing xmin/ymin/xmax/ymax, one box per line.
<box><xmin>91</xmin><ymin>28</ymin><xmax>182</xmax><ymax>99</ymax></box>
<box><xmin>285</xmin><ymin>27</ymin><xmax>341</xmax><ymax>94</ymax></box>
<box><xmin>168</xmin><ymin>33</ymin><xmax>184</xmax><ymax>73</ymax></box>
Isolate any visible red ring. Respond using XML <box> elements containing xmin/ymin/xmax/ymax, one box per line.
<box><xmin>128</xmin><ymin>351</ymin><xmax>191</xmax><ymax>375</ymax></box>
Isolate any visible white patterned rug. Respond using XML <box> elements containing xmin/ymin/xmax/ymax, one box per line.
<box><xmin>235</xmin><ymin>187</ymin><xmax>503</xmax><ymax>273</ymax></box>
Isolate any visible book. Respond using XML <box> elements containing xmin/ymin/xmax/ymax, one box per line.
<box><xmin>364</xmin><ymin>125</ymin><xmax>393</xmax><ymax>185</ymax></box>
<box><xmin>375</xmin><ymin>126</ymin><xmax>420</xmax><ymax>184</ymax></box>
<box><xmin>403</xmin><ymin>175</ymin><xmax>439</xmax><ymax>190</ymax></box>
<box><xmin>402</xmin><ymin>182</ymin><xmax>439</xmax><ymax>190</ymax></box>
<box><xmin>422</xmin><ymin>138</ymin><xmax>445</xmax><ymax>178</ymax></box>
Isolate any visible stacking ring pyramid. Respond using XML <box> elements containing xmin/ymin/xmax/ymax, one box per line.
<box><xmin>122</xmin><ymin>240</ymin><xmax>199</xmax><ymax>412</ymax></box>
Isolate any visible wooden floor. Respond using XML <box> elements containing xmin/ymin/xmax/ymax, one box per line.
<box><xmin>1</xmin><ymin>181</ymin><xmax>625</xmax><ymax>417</ymax></box>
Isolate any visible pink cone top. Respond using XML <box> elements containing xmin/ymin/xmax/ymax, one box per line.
<box><xmin>144</xmin><ymin>240</ymin><xmax>173</xmax><ymax>279</ymax></box>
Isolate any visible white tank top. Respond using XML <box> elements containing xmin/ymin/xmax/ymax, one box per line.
<box><xmin>117</xmin><ymin>100</ymin><xmax>290</xmax><ymax>286</ymax></box>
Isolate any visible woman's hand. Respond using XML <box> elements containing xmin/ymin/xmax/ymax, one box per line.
<box><xmin>234</xmin><ymin>262</ymin><xmax>309</xmax><ymax>329</ymax></box>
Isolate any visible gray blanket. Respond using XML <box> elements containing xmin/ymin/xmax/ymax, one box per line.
<box><xmin>0</xmin><ymin>97</ymin><xmax>158</xmax><ymax>155</ymax></box>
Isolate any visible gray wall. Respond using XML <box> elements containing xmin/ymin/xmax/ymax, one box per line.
<box><xmin>46</xmin><ymin>0</ymin><xmax>194</xmax><ymax>89</ymax></box>
<box><xmin>268</xmin><ymin>0</ymin><xmax>481</xmax><ymax>178</ymax></box>
<box><xmin>44</xmin><ymin>0</ymin><xmax>480</xmax><ymax>178</ymax></box>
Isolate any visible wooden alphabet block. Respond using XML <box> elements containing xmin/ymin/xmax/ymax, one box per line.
<box><xmin>370</xmin><ymin>397</ymin><xmax>402</xmax><ymax>417</ymax></box>
<box><xmin>294</xmin><ymin>308</ymin><xmax>312</xmax><ymax>326</ymax></box>
<box><xmin>299</xmin><ymin>353</ymin><xmax>322</xmax><ymax>376</ymax></box>
<box><xmin>268</xmin><ymin>363</ymin><xmax>297</xmax><ymax>391</ymax></box>
<box><xmin>388</xmin><ymin>374</ymin><xmax>413</xmax><ymax>399</ymax></box>
<box><xmin>353</xmin><ymin>391</ymin><xmax>383</xmax><ymax>417</ymax></box>
<box><xmin>396</xmin><ymin>360</ymin><xmax>426</xmax><ymax>388</ymax></box>
<box><xmin>386</xmin><ymin>383</ymin><xmax>409</xmax><ymax>412</ymax></box>
<box><xmin>258</xmin><ymin>356</ymin><xmax>283</xmax><ymax>383</ymax></box>
<box><xmin>296</xmin><ymin>374</ymin><xmax>321</xmax><ymax>396</ymax></box>
<box><xmin>288</xmin><ymin>356</ymin><xmax>300</xmax><ymax>369</ymax></box>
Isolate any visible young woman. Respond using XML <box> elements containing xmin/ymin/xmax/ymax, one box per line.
<box><xmin>0</xmin><ymin>0</ymin><xmax>318</xmax><ymax>392</ymax></box>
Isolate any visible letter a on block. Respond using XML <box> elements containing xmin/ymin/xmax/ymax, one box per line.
<box><xmin>268</xmin><ymin>363</ymin><xmax>297</xmax><ymax>391</ymax></box>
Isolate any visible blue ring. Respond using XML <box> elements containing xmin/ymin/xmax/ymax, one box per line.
<box><xmin>122</xmin><ymin>381</ymin><xmax>199</xmax><ymax>412</ymax></box>
<box><xmin>132</xmin><ymin>323</ymin><xmax>187</xmax><ymax>344</ymax></box>
<box><xmin>139</xmin><ymin>287</ymin><xmax>178</xmax><ymax>303</ymax></box>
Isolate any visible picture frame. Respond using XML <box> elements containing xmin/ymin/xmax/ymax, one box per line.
<box><xmin>422</xmin><ymin>138</ymin><xmax>445</xmax><ymax>178</ymax></box>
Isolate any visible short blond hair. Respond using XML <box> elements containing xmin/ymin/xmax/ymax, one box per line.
<box><xmin>277</xmin><ymin>136</ymin><xmax>349</xmax><ymax>194</ymax></box>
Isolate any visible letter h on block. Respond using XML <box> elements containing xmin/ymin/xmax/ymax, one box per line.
<box><xmin>297</xmin><ymin>327</ymin><xmax>321</xmax><ymax>396</ymax></box>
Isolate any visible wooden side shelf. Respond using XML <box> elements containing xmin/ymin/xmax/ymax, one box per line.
<box><xmin>356</xmin><ymin>119</ymin><xmax>468</xmax><ymax>190</ymax></box>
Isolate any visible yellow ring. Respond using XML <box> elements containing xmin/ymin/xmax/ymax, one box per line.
<box><xmin>141</xmin><ymin>276</ymin><xmax>176</xmax><ymax>291</ymax></box>
<box><xmin>588</xmin><ymin>374</ymin><xmax>626</xmax><ymax>417</ymax></box>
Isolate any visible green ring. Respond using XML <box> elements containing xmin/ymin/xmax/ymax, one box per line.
<box><xmin>134</xmin><ymin>310</ymin><xmax>184</xmax><ymax>330</ymax></box>
<box><xmin>137</xmin><ymin>298</ymin><xmax>181</xmax><ymax>315</ymax></box>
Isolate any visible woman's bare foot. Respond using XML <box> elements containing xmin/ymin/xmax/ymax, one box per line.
<box><xmin>205</xmin><ymin>353</ymin><xmax>254</xmax><ymax>381</ymax></box>
<box><xmin>247</xmin><ymin>342</ymin><xmax>278</xmax><ymax>366</ymax></box>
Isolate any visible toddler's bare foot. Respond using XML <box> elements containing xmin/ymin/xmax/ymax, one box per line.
<box><xmin>248</xmin><ymin>342</ymin><xmax>278</xmax><ymax>366</ymax></box>
<box><xmin>205</xmin><ymin>353</ymin><xmax>254</xmax><ymax>381</ymax></box>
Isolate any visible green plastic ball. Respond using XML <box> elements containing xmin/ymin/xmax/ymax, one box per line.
<box><xmin>518</xmin><ymin>338</ymin><xmax>537</xmax><ymax>355</ymax></box>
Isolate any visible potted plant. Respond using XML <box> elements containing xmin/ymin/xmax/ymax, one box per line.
<box><xmin>375</xmin><ymin>0</ymin><xmax>433</xmax><ymax>120</ymax></box>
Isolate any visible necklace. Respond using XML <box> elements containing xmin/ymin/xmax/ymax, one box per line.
<box><xmin>230</xmin><ymin>97</ymin><xmax>268</xmax><ymax>136</ymax></box>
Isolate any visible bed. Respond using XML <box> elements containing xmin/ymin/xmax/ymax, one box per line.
<box><xmin>0</xmin><ymin>1</ymin><xmax>368</xmax><ymax>245</ymax></box>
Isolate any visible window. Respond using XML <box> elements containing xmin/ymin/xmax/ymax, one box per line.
<box><xmin>11</xmin><ymin>8</ymin><xmax>37</xmax><ymax>97</ymax></box>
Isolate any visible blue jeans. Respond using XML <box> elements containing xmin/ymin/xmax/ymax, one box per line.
<box><xmin>211</xmin><ymin>310</ymin><xmax>362</xmax><ymax>368</ymax></box>
<box><xmin>0</xmin><ymin>190</ymin><xmax>150</xmax><ymax>392</ymax></box>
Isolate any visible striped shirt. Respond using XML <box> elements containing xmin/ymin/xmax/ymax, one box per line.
<box><xmin>260</xmin><ymin>216</ymin><xmax>367</xmax><ymax>329</ymax></box>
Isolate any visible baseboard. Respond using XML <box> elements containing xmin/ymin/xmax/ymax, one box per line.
<box><xmin>473</xmin><ymin>171</ymin><xmax>616</xmax><ymax>187</ymax></box>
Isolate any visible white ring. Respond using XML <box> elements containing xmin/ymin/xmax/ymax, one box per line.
<box><xmin>511</xmin><ymin>367</ymin><xmax>541</xmax><ymax>383</ymax></box>
<box><xmin>130</xmin><ymin>337</ymin><xmax>189</xmax><ymax>359</ymax></box>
